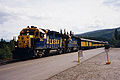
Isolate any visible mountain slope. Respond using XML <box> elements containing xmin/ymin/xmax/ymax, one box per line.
<box><xmin>76</xmin><ymin>27</ymin><xmax>120</xmax><ymax>40</ymax></box>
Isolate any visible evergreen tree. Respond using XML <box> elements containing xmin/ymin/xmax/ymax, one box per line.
<box><xmin>0</xmin><ymin>39</ymin><xmax>13</xmax><ymax>60</ymax></box>
<box><xmin>0</xmin><ymin>38</ymin><xmax>6</xmax><ymax>48</ymax></box>
<box><xmin>0</xmin><ymin>44</ymin><xmax>12</xmax><ymax>59</ymax></box>
<box><xmin>9</xmin><ymin>40</ymin><xmax>15</xmax><ymax>51</ymax></box>
<box><xmin>114</xmin><ymin>29</ymin><xmax>118</xmax><ymax>40</ymax></box>
<box><xmin>112</xmin><ymin>28</ymin><xmax>120</xmax><ymax>47</ymax></box>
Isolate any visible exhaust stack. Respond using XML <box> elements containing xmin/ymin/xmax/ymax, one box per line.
<box><xmin>64</xmin><ymin>29</ymin><xmax>66</xmax><ymax>35</ymax></box>
<box><xmin>60</xmin><ymin>29</ymin><xmax>62</xmax><ymax>34</ymax></box>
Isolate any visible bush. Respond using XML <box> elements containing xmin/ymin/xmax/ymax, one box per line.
<box><xmin>0</xmin><ymin>44</ymin><xmax>12</xmax><ymax>60</ymax></box>
<box><xmin>9</xmin><ymin>40</ymin><xmax>15</xmax><ymax>51</ymax></box>
<box><xmin>112</xmin><ymin>39</ymin><xmax>120</xmax><ymax>48</ymax></box>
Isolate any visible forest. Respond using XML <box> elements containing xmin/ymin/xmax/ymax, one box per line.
<box><xmin>0</xmin><ymin>39</ymin><xmax>15</xmax><ymax>60</ymax></box>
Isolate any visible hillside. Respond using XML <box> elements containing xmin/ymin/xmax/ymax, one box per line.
<box><xmin>76</xmin><ymin>27</ymin><xmax>120</xmax><ymax>41</ymax></box>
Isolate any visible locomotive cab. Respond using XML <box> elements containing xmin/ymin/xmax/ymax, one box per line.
<box><xmin>14</xmin><ymin>26</ymin><xmax>46</xmax><ymax>59</ymax></box>
<box><xmin>18</xmin><ymin>26</ymin><xmax>45</xmax><ymax>49</ymax></box>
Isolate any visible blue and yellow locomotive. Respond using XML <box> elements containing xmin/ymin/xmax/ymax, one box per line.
<box><xmin>13</xmin><ymin>26</ymin><xmax>80</xmax><ymax>59</ymax></box>
<box><xmin>13</xmin><ymin>26</ymin><xmax>106</xmax><ymax>59</ymax></box>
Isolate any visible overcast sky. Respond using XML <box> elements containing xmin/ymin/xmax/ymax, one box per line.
<box><xmin>0</xmin><ymin>0</ymin><xmax>120</xmax><ymax>40</ymax></box>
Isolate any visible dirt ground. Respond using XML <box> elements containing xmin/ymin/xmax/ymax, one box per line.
<box><xmin>48</xmin><ymin>48</ymin><xmax>120</xmax><ymax>80</ymax></box>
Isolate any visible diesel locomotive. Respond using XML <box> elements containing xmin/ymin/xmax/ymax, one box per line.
<box><xmin>13</xmin><ymin>26</ymin><xmax>106</xmax><ymax>59</ymax></box>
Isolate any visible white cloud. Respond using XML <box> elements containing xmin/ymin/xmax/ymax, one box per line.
<box><xmin>0</xmin><ymin>0</ymin><xmax>120</xmax><ymax>40</ymax></box>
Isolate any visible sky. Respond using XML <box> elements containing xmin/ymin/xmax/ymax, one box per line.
<box><xmin>0</xmin><ymin>0</ymin><xmax>120</xmax><ymax>40</ymax></box>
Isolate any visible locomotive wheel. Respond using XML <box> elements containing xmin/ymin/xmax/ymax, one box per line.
<box><xmin>34</xmin><ymin>50</ymin><xmax>44</xmax><ymax>58</ymax></box>
<box><xmin>38</xmin><ymin>51</ymin><xmax>44</xmax><ymax>57</ymax></box>
<box><xmin>44</xmin><ymin>49</ymin><xmax>50</xmax><ymax>56</ymax></box>
<box><xmin>62</xmin><ymin>48</ymin><xmax>66</xmax><ymax>54</ymax></box>
<box><xmin>57</xmin><ymin>49</ymin><xmax>63</xmax><ymax>54</ymax></box>
<box><xmin>67</xmin><ymin>48</ymin><xmax>71</xmax><ymax>53</ymax></box>
<box><xmin>33</xmin><ymin>50</ymin><xmax>38</xmax><ymax>57</ymax></box>
<box><xmin>38</xmin><ymin>52</ymin><xmax>43</xmax><ymax>57</ymax></box>
<box><xmin>74</xmin><ymin>47</ymin><xmax>79</xmax><ymax>52</ymax></box>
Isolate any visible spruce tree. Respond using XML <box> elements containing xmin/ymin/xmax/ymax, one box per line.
<box><xmin>114</xmin><ymin>29</ymin><xmax>118</xmax><ymax>40</ymax></box>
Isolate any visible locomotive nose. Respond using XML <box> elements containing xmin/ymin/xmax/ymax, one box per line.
<box><xmin>18</xmin><ymin>35</ymin><xmax>31</xmax><ymax>48</ymax></box>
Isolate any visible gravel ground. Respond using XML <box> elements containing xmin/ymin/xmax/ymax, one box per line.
<box><xmin>47</xmin><ymin>48</ymin><xmax>120</xmax><ymax>80</ymax></box>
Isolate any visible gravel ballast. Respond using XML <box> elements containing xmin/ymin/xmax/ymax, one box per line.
<box><xmin>48</xmin><ymin>48</ymin><xmax>120</xmax><ymax>80</ymax></box>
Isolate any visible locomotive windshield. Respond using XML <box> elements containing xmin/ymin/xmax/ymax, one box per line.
<box><xmin>20</xmin><ymin>29</ymin><xmax>35</xmax><ymax>35</ymax></box>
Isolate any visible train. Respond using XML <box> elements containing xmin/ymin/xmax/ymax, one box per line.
<box><xmin>13</xmin><ymin>26</ymin><xmax>107</xmax><ymax>59</ymax></box>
